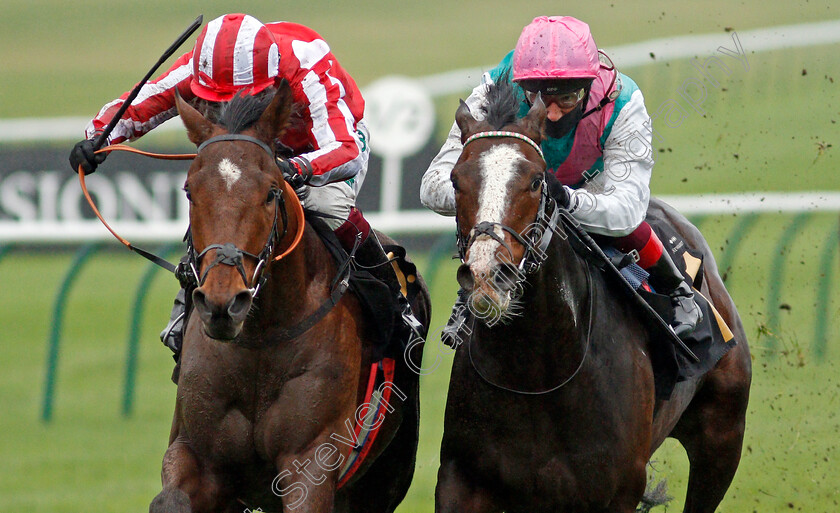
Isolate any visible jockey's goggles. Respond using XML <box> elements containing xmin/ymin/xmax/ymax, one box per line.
<box><xmin>525</xmin><ymin>88</ymin><xmax>586</xmax><ymax>109</ymax></box>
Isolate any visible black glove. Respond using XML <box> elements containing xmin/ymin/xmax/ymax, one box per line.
<box><xmin>276</xmin><ymin>157</ymin><xmax>311</xmax><ymax>189</ymax></box>
<box><xmin>544</xmin><ymin>171</ymin><xmax>571</xmax><ymax>209</ymax></box>
<box><xmin>69</xmin><ymin>138</ymin><xmax>106</xmax><ymax>175</ymax></box>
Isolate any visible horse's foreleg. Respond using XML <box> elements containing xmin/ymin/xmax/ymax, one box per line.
<box><xmin>149</xmin><ymin>436</ymin><xmax>234</xmax><ymax>513</ymax></box>
<box><xmin>273</xmin><ymin>451</ymin><xmax>338</xmax><ymax>513</ymax></box>
<box><xmin>435</xmin><ymin>460</ymin><xmax>501</xmax><ymax>513</ymax></box>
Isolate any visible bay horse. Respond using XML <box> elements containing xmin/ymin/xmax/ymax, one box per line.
<box><xmin>435</xmin><ymin>82</ymin><xmax>752</xmax><ymax>512</ymax></box>
<box><xmin>149</xmin><ymin>81</ymin><xmax>430</xmax><ymax>513</ymax></box>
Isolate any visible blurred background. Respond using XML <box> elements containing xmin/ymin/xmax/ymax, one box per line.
<box><xmin>1</xmin><ymin>0</ymin><xmax>838</xmax><ymax>511</ymax></box>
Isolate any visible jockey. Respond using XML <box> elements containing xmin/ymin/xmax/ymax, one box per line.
<box><xmin>70</xmin><ymin>13</ymin><xmax>423</xmax><ymax>356</ymax></box>
<box><xmin>421</xmin><ymin>16</ymin><xmax>702</xmax><ymax>344</ymax></box>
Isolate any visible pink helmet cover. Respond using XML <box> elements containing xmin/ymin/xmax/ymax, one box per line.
<box><xmin>513</xmin><ymin>16</ymin><xmax>600</xmax><ymax>82</ymax></box>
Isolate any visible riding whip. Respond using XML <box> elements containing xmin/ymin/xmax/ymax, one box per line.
<box><xmin>79</xmin><ymin>15</ymin><xmax>203</xmax><ymax>273</ymax></box>
<box><xmin>558</xmin><ymin>210</ymin><xmax>700</xmax><ymax>363</ymax></box>
<box><xmin>92</xmin><ymin>14</ymin><xmax>203</xmax><ymax>150</ymax></box>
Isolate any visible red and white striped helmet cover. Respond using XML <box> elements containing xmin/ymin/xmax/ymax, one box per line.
<box><xmin>190</xmin><ymin>13</ymin><xmax>280</xmax><ymax>101</ymax></box>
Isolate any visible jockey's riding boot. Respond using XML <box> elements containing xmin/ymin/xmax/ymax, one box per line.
<box><xmin>160</xmin><ymin>288</ymin><xmax>186</xmax><ymax>357</ymax></box>
<box><xmin>355</xmin><ymin>233</ymin><xmax>425</xmax><ymax>345</ymax></box>
<box><xmin>646</xmin><ymin>250</ymin><xmax>703</xmax><ymax>339</ymax></box>
<box><xmin>441</xmin><ymin>288</ymin><xmax>471</xmax><ymax>348</ymax></box>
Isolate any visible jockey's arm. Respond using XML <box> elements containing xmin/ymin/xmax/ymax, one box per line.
<box><xmin>84</xmin><ymin>51</ymin><xmax>194</xmax><ymax>145</ymax></box>
<box><xmin>296</xmin><ymin>108</ymin><xmax>369</xmax><ymax>188</ymax></box>
<box><xmin>420</xmin><ymin>76</ymin><xmax>491</xmax><ymax>216</ymax></box>
<box><xmin>567</xmin><ymin>89</ymin><xmax>654</xmax><ymax>237</ymax></box>
<box><xmin>288</xmin><ymin>61</ymin><xmax>368</xmax><ymax>187</ymax></box>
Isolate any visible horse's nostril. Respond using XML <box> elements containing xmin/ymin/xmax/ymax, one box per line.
<box><xmin>457</xmin><ymin>264</ymin><xmax>475</xmax><ymax>292</ymax></box>
<box><xmin>193</xmin><ymin>288</ymin><xmax>208</xmax><ymax>314</ymax></box>
<box><xmin>227</xmin><ymin>290</ymin><xmax>253</xmax><ymax>321</ymax></box>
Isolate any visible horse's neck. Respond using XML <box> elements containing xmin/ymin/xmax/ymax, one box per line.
<box><xmin>467</xmin><ymin>238</ymin><xmax>592</xmax><ymax>394</ymax></box>
<box><xmin>479</xmin><ymin>238</ymin><xmax>589</xmax><ymax>351</ymax></box>
<box><xmin>241</xmin><ymin>225</ymin><xmax>329</xmax><ymax>336</ymax></box>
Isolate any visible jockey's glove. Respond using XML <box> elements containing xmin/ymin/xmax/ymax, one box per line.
<box><xmin>544</xmin><ymin>172</ymin><xmax>572</xmax><ymax>210</ymax></box>
<box><xmin>69</xmin><ymin>138</ymin><xmax>106</xmax><ymax>175</ymax></box>
<box><xmin>277</xmin><ymin>156</ymin><xmax>312</xmax><ymax>189</ymax></box>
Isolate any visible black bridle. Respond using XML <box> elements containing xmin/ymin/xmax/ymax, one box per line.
<box><xmin>186</xmin><ymin>134</ymin><xmax>288</xmax><ymax>298</ymax></box>
<box><xmin>457</xmin><ymin>183</ymin><xmax>562</xmax><ymax>277</ymax></box>
<box><xmin>456</xmin><ymin>131</ymin><xmax>563</xmax><ymax>279</ymax></box>
<box><xmin>455</xmin><ymin>130</ymin><xmax>593</xmax><ymax>395</ymax></box>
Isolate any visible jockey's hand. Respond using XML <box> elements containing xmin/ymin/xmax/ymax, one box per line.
<box><xmin>277</xmin><ymin>157</ymin><xmax>312</xmax><ymax>189</ymax></box>
<box><xmin>69</xmin><ymin>138</ymin><xmax>106</xmax><ymax>175</ymax></box>
<box><xmin>544</xmin><ymin>172</ymin><xmax>571</xmax><ymax>209</ymax></box>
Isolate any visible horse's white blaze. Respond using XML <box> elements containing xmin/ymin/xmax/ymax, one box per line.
<box><xmin>467</xmin><ymin>144</ymin><xmax>524</xmax><ymax>284</ymax></box>
<box><xmin>218</xmin><ymin>158</ymin><xmax>242</xmax><ymax>191</ymax></box>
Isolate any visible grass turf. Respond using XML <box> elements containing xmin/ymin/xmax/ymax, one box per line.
<box><xmin>0</xmin><ymin>212</ymin><xmax>838</xmax><ymax>511</ymax></box>
<box><xmin>1</xmin><ymin>0</ymin><xmax>839</xmax><ymax>510</ymax></box>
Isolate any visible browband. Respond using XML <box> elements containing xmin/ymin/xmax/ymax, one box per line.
<box><xmin>463</xmin><ymin>130</ymin><xmax>544</xmax><ymax>160</ymax></box>
<box><xmin>197</xmin><ymin>134</ymin><xmax>274</xmax><ymax>158</ymax></box>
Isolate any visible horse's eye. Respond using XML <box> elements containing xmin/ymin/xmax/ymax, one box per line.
<box><xmin>531</xmin><ymin>175</ymin><xmax>544</xmax><ymax>192</ymax></box>
<box><xmin>183</xmin><ymin>185</ymin><xmax>192</xmax><ymax>203</ymax></box>
<box><xmin>451</xmin><ymin>178</ymin><xmax>460</xmax><ymax>192</ymax></box>
<box><xmin>266</xmin><ymin>188</ymin><xmax>278</xmax><ymax>204</ymax></box>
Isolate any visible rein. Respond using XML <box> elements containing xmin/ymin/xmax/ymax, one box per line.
<box><xmin>468</xmin><ymin>262</ymin><xmax>594</xmax><ymax>395</ymax></box>
<box><xmin>80</xmin><ymin>139</ymin><xmax>305</xmax><ymax>285</ymax></box>
<box><xmin>78</xmin><ymin>145</ymin><xmax>196</xmax><ymax>273</ymax></box>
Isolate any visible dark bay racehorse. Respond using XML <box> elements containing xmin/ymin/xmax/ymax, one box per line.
<box><xmin>150</xmin><ymin>81</ymin><xmax>430</xmax><ymax>513</ymax></box>
<box><xmin>436</xmin><ymin>83</ymin><xmax>751</xmax><ymax>512</ymax></box>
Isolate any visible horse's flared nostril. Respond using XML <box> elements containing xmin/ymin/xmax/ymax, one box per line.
<box><xmin>227</xmin><ymin>290</ymin><xmax>253</xmax><ymax>322</ymax></box>
<box><xmin>192</xmin><ymin>288</ymin><xmax>210</xmax><ymax>322</ymax></box>
<box><xmin>457</xmin><ymin>263</ymin><xmax>475</xmax><ymax>292</ymax></box>
<box><xmin>192</xmin><ymin>287</ymin><xmax>248</xmax><ymax>341</ymax></box>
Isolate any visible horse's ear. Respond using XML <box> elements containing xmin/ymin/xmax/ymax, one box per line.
<box><xmin>520</xmin><ymin>93</ymin><xmax>546</xmax><ymax>144</ymax></box>
<box><xmin>254</xmin><ymin>79</ymin><xmax>293</xmax><ymax>144</ymax></box>
<box><xmin>456</xmin><ymin>99</ymin><xmax>479</xmax><ymax>144</ymax></box>
<box><xmin>176</xmin><ymin>89</ymin><xmax>215</xmax><ymax>146</ymax></box>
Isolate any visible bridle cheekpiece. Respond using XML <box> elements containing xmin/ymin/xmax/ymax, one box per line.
<box><xmin>456</xmin><ymin>131</ymin><xmax>561</xmax><ymax>279</ymax></box>
<box><xmin>186</xmin><ymin>133</ymin><xmax>288</xmax><ymax>298</ymax></box>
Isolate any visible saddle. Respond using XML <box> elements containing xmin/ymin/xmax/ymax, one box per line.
<box><xmin>306</xmin><ymin>213</ymin><xmax>423</xmax><ymax>361</ymax></box>
<box><xmin>597</xmin><ymin>219</ymin><xmax>737</xmax><ymax>399</ymax></box>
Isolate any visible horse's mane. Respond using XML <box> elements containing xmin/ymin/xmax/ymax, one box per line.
<box><xmin>191</xmin><ymin>90</ymin><xmax>275</xmax><ymax>134</ymax></box>
<box><xmin>215</xmin><ymin>91</ymin><xmax>275</xmax><ymax>134</ymax></box>
<box><xmin>481</xmin><ymin>70</ymin><xmax>521</xmax><ymax>129</ymax></box>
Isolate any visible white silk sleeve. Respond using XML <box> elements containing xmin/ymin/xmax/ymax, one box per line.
<box><xmin>420</xmin><ymin>76</ymin><xmax>491</xmax><ymax>216</ymax></box>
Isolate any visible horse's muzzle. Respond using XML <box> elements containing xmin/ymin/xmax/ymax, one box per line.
<box><xmin>192</xmin><ymin>287</ymin><xmax>253</xmax><ymax>340</ymax></box>
<box><xmin>458</xmin><ymin>262</ymin><xmax>523</xmax><ymax>325</ymax></box>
